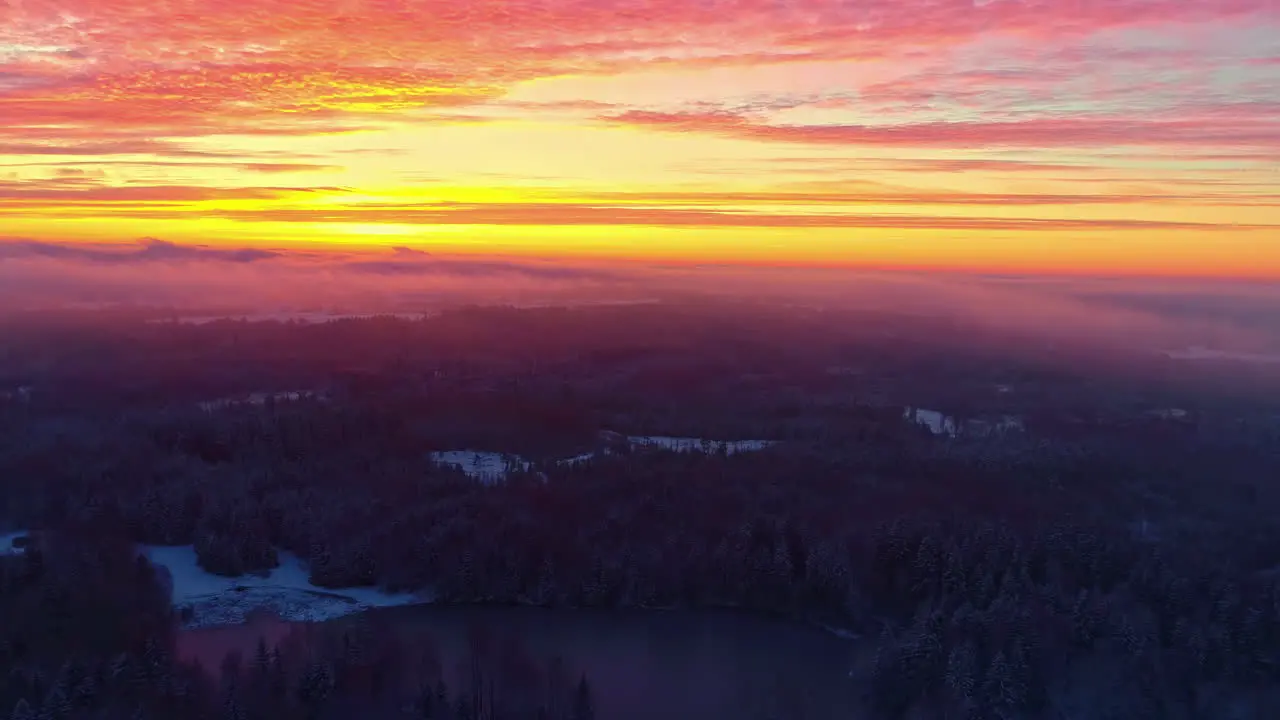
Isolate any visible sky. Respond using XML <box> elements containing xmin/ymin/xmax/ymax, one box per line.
<box><xmin>0</xmin><ymin>0</ymin><xmax>1278</xmax><ymax>280</ymax></box>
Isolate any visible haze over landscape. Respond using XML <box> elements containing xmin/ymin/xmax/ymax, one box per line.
<box><xmin>3</xmin><ymin>3</ymin><xmax>1280</xmax><ymax>720</ymax></box>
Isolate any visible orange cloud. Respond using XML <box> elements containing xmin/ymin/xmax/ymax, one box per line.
<box><xmin>6</xmin><ymin>200</ymin><xmax>1264</xmax><ymax>233</ymax></box>
<box><xmin>4</xmin><ymin>1</ymin><xmax>1274</xmax><ymax>143</ymax></box>
<box><xmin>0</xmin><ymin>182</ymin><xmax>340</xmax><ymax>203</ymax></box>
<box><xmin>572</xmin><ymin>188</ymin><xmax>1280</xmax><ymax>208</ymax></box>
<box><xmin>602</xmin><ymin>110</ymin><xmax>1280</xmax><ymax>151</ymax></box>
<box><xmin>1</xmin><ymin>0</ymin><xmax>1276</xmax><ymax>278</ymax></box>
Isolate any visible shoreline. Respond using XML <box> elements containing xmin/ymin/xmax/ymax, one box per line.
<box><xmin>177</xmin><ymin>593</ymin><xmax>864</xmax><ymax>643</ymax></box>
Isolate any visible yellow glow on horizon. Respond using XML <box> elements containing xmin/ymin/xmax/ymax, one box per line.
<box><xmin>1</xmin><ymin>13</ymin><xmax>1277</xmax><ymax>282</ymax></box>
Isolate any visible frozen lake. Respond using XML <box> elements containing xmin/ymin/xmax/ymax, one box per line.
<box><xmin>178</xmin><ymin>605</ymin><xmax>864</xmax><ymax>720</ymax></box>
<box><xmin>1</xmin><ymin>530</ymin><xmax>29</xmax><ymax>555</ymax></box>
<box><xmin>433</xmin><ymin>437</ymin><xmax>779</xmax><ymax>482</ymax></box>
<box><xmin>141</xmin><ymin>544</ymin><xmax>424</xmax><ymax>628</ymax></box>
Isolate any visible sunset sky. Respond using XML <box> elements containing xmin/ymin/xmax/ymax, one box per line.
<box><xmin>2</xmin><ymin>0</ymin><xmax>1278</xmax><ymax>278</ymax></box>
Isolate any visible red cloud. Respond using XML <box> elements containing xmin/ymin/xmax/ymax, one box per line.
<box><xmin>2</xmin><ymin>0</ymin><xmax>1275</xmax><ymax>150</ymax></box>
<box><xmin>0</xmin><ymin>140</ymin><xmax>231</xmax><ymax>157</ymax></box>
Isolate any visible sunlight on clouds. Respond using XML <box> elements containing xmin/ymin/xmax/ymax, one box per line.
<box><xmin>0</xmin><ymin>0</ymin><xmax>1277</xmax><ymax>277</ymax></box>
<box><xmin>330</xmin><ymin>223</ymin><xmax>471</xmax><ymax>237</ymax></box>
<box><xmin>179</xmin><ymin>122</ymin><xmax>798</xmax><ymax>190</ymax></box>
<box><xmin>503</xmin><ymin>60</ymin><xmax>905</xmax><ymax>108</ymax></box>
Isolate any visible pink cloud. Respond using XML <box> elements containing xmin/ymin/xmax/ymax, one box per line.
<box><xmin>578</xmin><ymin>188</ymin><xmax>1280</xmax><ymax>207</ymax></box>
<box><xmin>0</xmin><ymin>160</ymin><xmax>338</xmax><ymax>173</ymax></box>
<box><xmin>602</xmin><ymin>110</ymin><xmax>1280</xmax><ymax>150</ymax></box>
<box><xmin>0</xmin><ymin>181</ymin><xmax>340</xmax><ymax>203</ymax></box>
<box><xmin>0</xmin><ymin>140</ymin><xmax>231</xmax><ymax>157</ymax></box>
<box><xmin>1</xmin><ymin>0</ymin><xmax>1275</xmax><ymax>151</ymax></box>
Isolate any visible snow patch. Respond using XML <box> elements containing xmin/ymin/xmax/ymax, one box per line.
<box><xmin>903</xmin><ymin>408</ymin><xmax>959</xmax><ymax>437</ymax></box>
<box><xmin>437</xmin><ymin>437</ymin><xmax>779</xmax><ymax>476</ymax></box>
<box><xmin>903</xmin><ymin>408</ymin><xmax>1023</xmax><ymax>438</ymax></box>
<box><xmin>556</xmin><ymin>437</ymin><xmax>776</xmax><ymax>465</ymax></box>
<box><xmin>963</xmin><ymin>415</ymin><xmax>1025</xmax><ymax>437</ymax></box>
<box><xmin>141</xmin><ymin>545</ymin><xmax>423</xmax><ymax>628</ymax></box>
<box><xmin>1</xmin><ymin>531</ymin><xmax>30</xmax><ymax>555</ymax></box>
<box><xmin>199</xmin><ymin>390</ymin><xmax>323</xmax><ymax>413</ymax></box>
<box><xmin>627</xmin><ymin>436</ymin><xmax>776</xmax><ymax>454</ymax></box>
<box><xmin>429</xmin><ymin>450</ymin><xmax>532</xmax><ymax>484</ymax></box>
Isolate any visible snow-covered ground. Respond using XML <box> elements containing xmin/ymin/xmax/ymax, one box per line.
<box><xmin>437</xmin><ymin>437</ymin><xmax>779</xmax><ymax>478</ymax></box>
<box><xmin>141</xmin><ymin>545</ymin><xmax>423</xmax><ymax>628</ymax></box>
<box><xmin>903</xmin><ymin>408</ymin><xmax>1025</xmax><ymax>438</ymax></box>
<box><xmin>963</xmin><ymin>415</ymin><xmax>1025</xmax><ymax>437</ymax></box>
<box><xmin>429</xmin><ymin>450</ymin><xmax>532</xmax><ymax>484</ymax></box>
<box><xmin>556</xmin><ymin>436</ymin><xmax>777</xmax><ymax>466</ymax></box>
<box><xmin>1</xmin><ymin>531</ymin><xmax>29</xmax><ymax>555</ymax></box>
<box><xmin>903</xmin><ymin>408</ymin><xmax>960</xmax><ymax>437</ymax></box>
<box><xmin>626</xmin><ymin>436</ymin><xmax>776</xmax><ymax>454</ymax></box>
<box><xmin>198</xmin><ymin>390</ymin><xmax>323</xmax><ymax>413</ymax></box>
<box><xmin>557</xmin><ymin>452</ymin><xmax>598</xmax><ymax>466</ymax></box>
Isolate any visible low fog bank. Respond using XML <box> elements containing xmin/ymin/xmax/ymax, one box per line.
<box><xmin>2</xmin><ymin>238</ymin><xmax>1278</xmax><ymax>362</ymax></box>
<box><xmin>0</xmin><ymin>239</ymin><xmax>652</xmax><ymax>313</ymax></box>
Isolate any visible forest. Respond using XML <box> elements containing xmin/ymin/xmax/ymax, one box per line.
<box><xmin>0</xmin><ymin>531</ymin><xmax>600</xmax><ymax>720</ymax></box>
<box><xmin>2</xmin><ymin>305</ymin><xmax>1280</xmax><ymax>719</ymax></box>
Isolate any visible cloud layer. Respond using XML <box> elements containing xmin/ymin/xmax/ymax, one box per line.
<box><xmin>4</xmin><ymin>0</ymin><xmax>1274</xmax><ymax>142</ymax></box>
<box><xmin>1</xmin><ymin>0</ymin><xmax>1277</xmax><ymax>275</ymax></box>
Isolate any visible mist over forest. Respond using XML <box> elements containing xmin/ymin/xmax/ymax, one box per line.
<box><xmin>3</xmin><ymin>268</ymin><xmax>1280</xmax><ymax>718</ymax></box>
